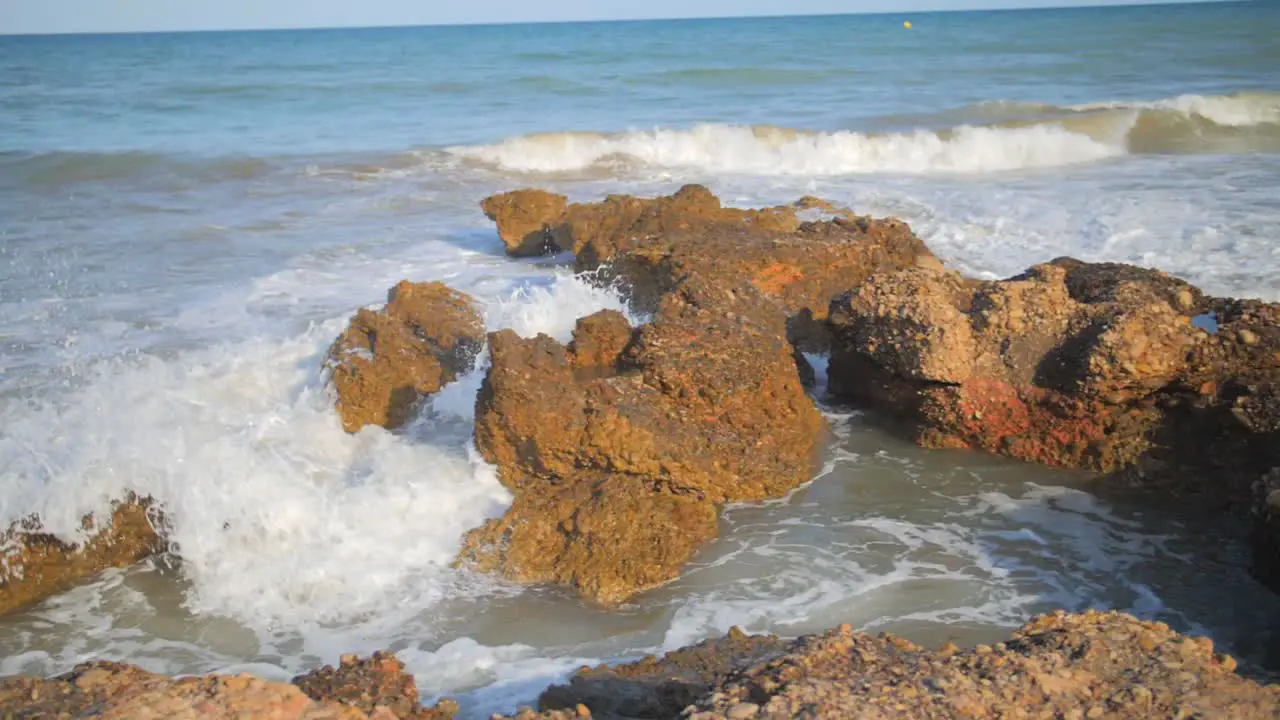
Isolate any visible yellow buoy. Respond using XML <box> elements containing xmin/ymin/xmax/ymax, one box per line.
<box><xmin>904</xmin><ymin>21</ymin><xmax>913</xmax><ymax>29</ymax></box>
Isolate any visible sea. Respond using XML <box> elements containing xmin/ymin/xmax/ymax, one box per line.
<box><xmin>1</xmin><ymin>2</ymin><xmax>1279</xmax><ymax>715</ymax></box>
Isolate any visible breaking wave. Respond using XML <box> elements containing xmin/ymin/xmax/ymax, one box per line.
<box><xmin>447</xmin><ymin>91</ymin><xmax>1280</xmax><ymax>176</ymax></box>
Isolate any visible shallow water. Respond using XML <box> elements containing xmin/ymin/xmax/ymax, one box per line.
<box><xmin>2</xmin><ymin>3</ymin><xmax>1280</xmax><ymax>716</ymax></box>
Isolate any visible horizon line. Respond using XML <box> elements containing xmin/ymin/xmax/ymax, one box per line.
<box><xmin>0</xmin><ymin>0</ymin><xmax>1244</xmax><ymax>38</ymax></box>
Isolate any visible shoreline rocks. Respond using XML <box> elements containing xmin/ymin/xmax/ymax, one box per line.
<box><xmin>327</xmin><ymin>280</ymin><xmax>485</xmax><ymax>433</ymax></box>
<box><xmin>463</xmin><ymin>279</ymin><xmax>825</xmax><ymax>604</ymax></box>
<box><xmin>827</xmin><ymin>258</ymin><xmax>1280</xmax><ymax>503</ymax></box>
<box><xmin>0</xmin><ymin>497</ymin><xmax>163</xmax><ymax>616</ymax></box>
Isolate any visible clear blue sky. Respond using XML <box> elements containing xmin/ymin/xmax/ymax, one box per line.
<box><xmin>0</xmin><ymin>0</ymin><xmax>1218</xmax><ymax>35</ymax></box>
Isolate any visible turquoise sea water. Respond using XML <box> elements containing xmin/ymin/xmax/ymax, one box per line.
<box><xmin>2</xmin><ymin>3</ymin><xmax>1280</xmax><ymax>716</ymax></box>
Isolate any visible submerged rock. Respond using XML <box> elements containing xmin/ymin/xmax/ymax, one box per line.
<box><xmin>327</xmin><ymin>280</ymin><xmax>484</xmax><ymax>433</ymax></box>
<box><xmin>463</xmin><ymin>280</ymin><xmax>825</xmax><ymax>604</ymax></box>
<box><xmin>0</xmin><ymin>498</ymin><xmax>163</xmax><ymax>616</ymax></box>
<box><xmin>481</xmin><ymin>185</ymin><xmax>931</xmax><ymax>351</ymax></box>
<box><xmin>1253</xmin><ymin>467</ymin><xmax>1280</xmax><ymax>595</ymax></box>
<box><xmin>827</xmin><ymin>258</ymin><xmax>1280</xmax><ymax>500</ymax></box>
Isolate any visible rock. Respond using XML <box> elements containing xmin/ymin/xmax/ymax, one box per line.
<box><xmin>482</xmin><ymin>186</ymin><xmax>931</xmax><ymax>351</ymax></box>
<box><xmin>0</xmin><ymin>497</ymin><xmax>163</xmax><ymax>616</ymax></box>
<box><xmin>828</xmin><ymin>258</ymin><xmax>1278</xmax><ymax>488</ymax></box>
<box><xmin>480</xmin><ymin>189</ymin><xmax>570</xmax><ymax>257</ymax></box>
<box><xmin>1253</xmin><ymin>468</ymin><xmax>1280</xmax><ymax>595</ymax></box>
<box><xmin>463</xmin><ymin>280</ymin><xmax>825</xmax><ymax>604</ymax></box>
<box><xmin>327</xmin><ymin>281</ymin><xmax>484</xmax><ymax>433</ymax></box>
<box><xmin>293</xmin><ymin>651</ymin><xmax>458</xmax><ymax>719</ymax></box>
<box><xmin>0</xmin><ymin>661</ymin><xmax>372</xmax><ymax>719</ymax></box>
<box><xmin>538</xmin><ymin>627</ymin><xmax>788</xmax><ymax>719</ymax></box>
<box><xmin>687</xmin><ymin>611</ymin><xmax>1280</xmax><ymax>720</ymax></box>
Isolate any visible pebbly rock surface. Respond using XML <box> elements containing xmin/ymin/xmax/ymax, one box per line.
<box><xmin>485</xmin><ymin>611</ymin><xmax>1280</xmax><ymax>719</ymax></box>
<box><xmin>827</xmin><ymin>258</ymin><xmax>1280</xmax><ymax>502</ymax></box>
<box><xmin>0</xmin><ymin>661</ymin><xmax>371</xmax><ymax>719</ymax></box>
<box><xmin>293</xmin><ymin>651</ymin><xmax>458</xmax><ymax>720</ymax></box>
<box><xmin>462</xmin><ymin>278</ymin><xmax>825</xmax><ymax>604</ymax></box>
<box><xmin>327</xmin><ymin>280</ymin><xmax>485</xmax><ymax>433</ymax></box>
<box><xmin>480</xmin><ymin>185</ymin><xmax>932</xmax><ymax>351</ymax></box>
<box><xmin>0</xmin><ymin>650</ymin><xmax>456</xmax><ymax>719</ymax></box>
<box><xmin>537</xmin><ymin>627</ymin><xmax>790</xmax><ymax>719</ymax></box>
<box><xmin>0</xmin><ymin>497</ymin><xmax>163</xmax><ymax>616</ymax></box>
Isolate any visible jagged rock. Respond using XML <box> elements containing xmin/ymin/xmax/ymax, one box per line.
<box><xmin>463</xmin><ymin>281</ymin><xmax>825</xmax><ymax>604</ymax></box>
<box><xmin>481</xmin><ymin>189</ymin><xmax>570</xmax><ymax>256</ymax></box>
<box><xmin>687</xmin><ymin>611</ymin><xmax>1280</xmax><ymax>720</ymax></box>
<box><xmin>327</xmin><ymin>281</ymin><xmax>484</xmax><ymax>433</ymax></box>
<box><xmin>0</xmin><ymin>661</ymin><xmax>374</xmax><ymax>719</ymax></box>
<box><xmin>293</xmin><ymin>651</ymin><xmax>458</xmax><ymax>720</ymax></box>
<box><xmin>0</xmin><ymin>498</ymin><xmax>163</xmax><ymax>616</ymax></box>
<box><xmin>538</xmin><ymin>627</ymin><xmax>788</xmax><ymax>718</ymax></box>
<box><xmin>481</xmin><ymin>186</ymin><xmax>931</xmax><ymax>351</ymax></box>
<box><xmin>1253</xmin><ymin>468</ymin><xmax>1280</xmax><ymax>595</ymax></box>
<box><xmin>828</xmin><ymin>258</ymin><xmax>1279</xmax><ymax>482</ymax></box>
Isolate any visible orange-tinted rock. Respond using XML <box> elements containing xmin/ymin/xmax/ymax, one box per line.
<box><xmin>828</xmin><ymin>257</ymin><xmax>1280</xmax><ymax>526</ymax></box>
<box><xmin>294</xmin><ymin>651</ymin><xmax>458</xmax><ymax>720</ymax></box>
<box><xmin>0</xmin><ymin>661</ymin><xmax>373</xmax><ymax>719</ymax></box>
<box><xmin>0</xmin><ymin>498</ymin><xmax>163</xmax><ymax>616</ymax></box>
<box><xmin>686</xmin><ymin>611</ymin><xmax>1280</xmax><ymax>720</ymax></box>
<box><xmin>328</xmin><ymin>281</ymin><xmax>484</xmax><ymax>433</ymax></box>
<box><xmin>464</xmin><ymin>280</ymin><xmax>824</xmax><ymax>604</ymax></box>
<box><xmin>480</xmin><ymin>189</ymin><xmax>570</xmax><ymax>257</ymax></box>
<box><xmin>482</xmin><ymin>186</ymin><xmax>932</xmax><ymax>351</ymax></box>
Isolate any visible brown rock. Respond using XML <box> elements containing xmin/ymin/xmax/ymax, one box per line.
<box><xmin>482</xmin><ymin>186</ymin><xmax>931</xmax><ymax>351</ymax></box>
<box><xmin>328</xmin><ymin>281</ymin><xmax>484</xmax><ymax>433</ymax></box>
<box><xmin>0</xmin><ymin>661</ymin><xmax>371</xmax><ymax>719</ymax></box>
<box><xmin>688</xmin><ymin>611</ymin><xmax>1280</xmax><ymax>720</ymax></box>
<box><xmin>293</xmin><ymin>651</ymin><xmax>458</xmax><ymax>720</ymax></box>
<box><xmin>463</xmin><ymin>279</ymin><xmax>824</xmax><ymax>604</ymax></box>
<box><xmin>480</xmin><ymin>189</ymin><xmax>570</xmax><ymax>257</ymax></box>
<box><xmin>538</xmin><ymin>626</ymin><xmax>788</xmax><ymax>718</ymax></box>
<box><xmin>0</xmin><ymin>498</ymin><xmax>163</xmax><ymax>616</ymax></box>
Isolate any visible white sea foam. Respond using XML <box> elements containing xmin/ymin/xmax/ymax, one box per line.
<box><xmin>0</xmin><ymin>272</ymin><xmax>629</xmax><ymax>632</ymax></box>
<box><xmin>449</xmin><ymin>121</ymin><xmax>1124</xmax><ymax>176</ymax></box>
<box><xmin>1070</xmin><ymin>91</ymin><xmax>1280</xmax><ymax>127</ymax></box>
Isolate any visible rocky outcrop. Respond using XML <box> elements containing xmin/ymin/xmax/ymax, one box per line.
<box><xmin>0</xmin><ymin>498</ymin><xmax>163</xmax><ymax>616</ymax></box>
<box><xmin>293</xmin><ymin>652</ymin><xmax>458</xmax><ymax>720</ymax></box>
<box><xmin>538</xmin><ymin>627</ymin><xmax>789</xmax><ymax>719</ymax></box>
<box><xmin>481</xmin><ymin>185</ymin><xmax>932</xmax><ymax>350</ymax></box>
<box><xmin>0</xmin><ymin>651</ymin><xmax>455</xmax><ymax>719</ymax></box>
<box><xmin>828</xmin><ymin>258</ymin><xmax>1280</xmax><ymax>502</ymax></box>
<box><xmin>1253</xmin><ymin>467</ymin><xmax>1280</xmax><ymax>595</ymax></box>
<box><xmin>327</xmin><ymin>281</ymin><xmax>484</xmax><ymax>433</ymax></box>
<box><xmin>462</xmin><ymin>278</ymin><xmax>825</xmax><ymax>604</ymax></box>
<box><xmin>0</xmin><ymin>661</ymin><xmax>370</xmax><ymax>719</ymax></box>
<box><xmin>485</xmin><ymin>611</ymin><xmax>1279</xmax><ymax>719</ymax></box>
<box><xmin>686</xmin><ymin>611</ymin><xmax>1278</xmax><ymax>720</ymax></box>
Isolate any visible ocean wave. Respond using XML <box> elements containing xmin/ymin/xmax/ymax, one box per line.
<box><xmin>0</xmin><ymin>150</ymin><xmax>273</xmax><ymax>187</ymax></box>
<box><xmin>446</xmin><ymin>91</ymin><xmax>1280</xmax><ymax>176</ymax></box>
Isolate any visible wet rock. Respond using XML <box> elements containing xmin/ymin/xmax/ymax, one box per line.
<box><xmin>328</xmin><ymin>280</ymin><xmax>484</xmax><ymax>433</ymax></box>
<box><xmin>688</xmin><ymin>611</ymin><xmax>1280</xmax><ymax>720</ymax></box>
<box><xmin>1253</xmin><ymin>468</ymin><xmax>1280</xmax><ymax>595</ymax></box>
<box><xmin>0</xmin><ymin>660</ymin><xmax>373</xmax><ymax>719</ymax></box>
<box><xmin>294</xmin><ymin>651</ymin><xmax>458</xmax><ymax>719</ymax></box>
<box><xmin>828</xmin><ymin>258</ymin><xmax>1279</xmax><ymax>486</ymax></box>
<box><xmin>463</xmin><ymin>279</ymin><xmax>825</xmax><ymax>604</ymax></box>
<box><xmin>0</xmin><ymin>497</ymin><xmax>163</xmax><ymax>616</ymax></box>
<box><xmin>481</xmin><ymin>189</ymin><xmax>570</xmax><ymax>257</ymax></box>
<box><xmin>482</xmin><ymin>186</ymin><xmax>931</xmax><ymax>351</ymax></box>
<box><xmin>538</xmin><ymin>627</ymin><xmax>788</xmax><ymax>719</ymax></box>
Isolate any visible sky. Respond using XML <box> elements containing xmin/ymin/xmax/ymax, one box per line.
<box><xmin>0</xmin><ymin>0</ymin><xmax>1223</xmax><ymax>35</ymax></box>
